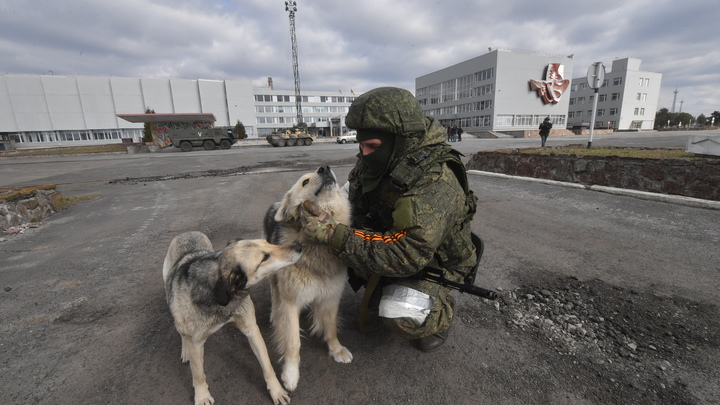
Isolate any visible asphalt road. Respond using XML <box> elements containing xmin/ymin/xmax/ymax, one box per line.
<box><xmin>1</xmin><ymin>130</ymin><xmax>719</xmax><ymax>404</ymax></box>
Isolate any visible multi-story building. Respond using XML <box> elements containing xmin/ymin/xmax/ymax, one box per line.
<box><xmin>415</xmin><ymin>49</ymin><xmax>574</xmax><ymax>136</ymax></box>
<box><xmin>0</xmin><ymin>74</ymin><xmax>357</xmax><ymax>148</ymax></box>
<box><xmin>567</xmin><ymin>57</ymin><xmax>662</xmax><ymax>130</ymax></box>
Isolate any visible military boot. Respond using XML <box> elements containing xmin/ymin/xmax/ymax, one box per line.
<box><xmin>417</xmin><ymin>295</ymin><xmax>455</xmax><ymax>353</ymax></box>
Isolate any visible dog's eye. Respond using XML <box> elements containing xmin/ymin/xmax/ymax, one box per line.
<box><xmin>262</xmin><ymin>253</ymin><xmax>270</xmax><ymax>262</ymax></box>
<box><xmin>302</xmin><ymin>179</ymin><xmax>310</xmax><ymax>187</ymax></box>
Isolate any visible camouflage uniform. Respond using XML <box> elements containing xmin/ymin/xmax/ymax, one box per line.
<box><xmin>327</xmin><ymin>87</ymin><xmax>478</xmax><ymax>339</ymax></box>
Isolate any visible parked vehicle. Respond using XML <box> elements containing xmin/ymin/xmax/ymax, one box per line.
<box><xmin>266</xmin><ymin>129</ymin><xmax>315</xmax><ymax>147</ymax></box>
<box><xmin>337</xmin><ymin>130</ymin><xmax>357</xmax><ymax>144</ymax></box>
<box><xmin>167</xmin><ymin>127</ymin><xmax>240</xmax><ymax>152</ymax></box>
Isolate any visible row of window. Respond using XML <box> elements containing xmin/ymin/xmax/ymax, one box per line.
<box><xmin>255</xmin><ymin>105</ymin><xmax>348</xmax><ymax>114</ymax></box>
<box><xmin>424</xmin><ymin>99</ymin><xmax>494</xmax><ymax>116</ymax></box>
<box><xmin>570</xmin><ymin>93</ymin><xmax>621</xmax><ymax>105</ymax></box>
<box><xmin>254</xmin><ymin>95</ymin><xmax>357</xmax><ymax>103</ymax></box>
<box><xmin>14</xmin><ymin>129</ymin><xmax>142</xmax><ymax>143</ymax></box>
<box><xmin>568</xmin><ymin>106</ymin><xmax>646</xmax><ymax>118</ymax></box>
<box><xmin>417</xmin><ymin>68</ymin><xmax>495</xmax><ymax>102</ymax></box>
<box><xmin>571</xmin><ymin>77</ymin><xmax>624</xmax><ymax>92</ymax></box>
<box><xmin>495</xmin><ymin>115</ymin><xmax>566</xmax><ymax>127</ymax></box>
<box><xmin>257</xmin><ymin>116</ymin><xmax>334</xmax><ymax>124</ymax></box>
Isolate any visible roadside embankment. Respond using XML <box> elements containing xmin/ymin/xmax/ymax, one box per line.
<box><xmin>467</xmin><ymin>147</ymin><xmax>720</xmax><ymax>201</ymax></box>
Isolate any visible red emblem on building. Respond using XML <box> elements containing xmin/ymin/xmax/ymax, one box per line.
<box><xmin>530</xmin><ymin>63</ymin><xmax>570</xmax><ymax>104</ymax></box>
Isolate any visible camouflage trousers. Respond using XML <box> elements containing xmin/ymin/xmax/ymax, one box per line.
<box><xmin>360</xmin><ymin>275</ymin><xmax>454</xmax><ymax>340</ymax></box>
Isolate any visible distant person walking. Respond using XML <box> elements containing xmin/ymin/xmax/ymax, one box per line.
<box><xmin>538</xmin><ymin>117</ymin><xmax>552</xmax><ymax>147</ymax></box>
<box><xmin>457</xmin><ymin>126</ymin><xmax>463</xmax><ymax>142</ymax></box>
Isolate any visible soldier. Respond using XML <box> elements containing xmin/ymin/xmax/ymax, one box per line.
<box><xmin>300</xmin><ymin>87</ymin><xmax>478</xmax><ymax>352</ymax></box>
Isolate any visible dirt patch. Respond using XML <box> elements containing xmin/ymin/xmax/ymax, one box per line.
<box><xmin>486</xmin><ymin>271</ymin><xmax>719</xmax><ymax>404</ymax></box>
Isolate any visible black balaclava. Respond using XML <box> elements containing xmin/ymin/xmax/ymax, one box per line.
<box><xmin>356</xmin><ymin>130</ymin><xmax>395</xmax><ymax>193</ymax></box>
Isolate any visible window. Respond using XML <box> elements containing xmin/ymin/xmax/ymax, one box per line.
<box><xmin>611</xmin><ymin>93</ymin><xmax>620</xmax><ymax>101</ymax></box>
<box><xmin>569</xmin><ymin>98</ymin><xmax>575</xmax><ymax>105</ymax></box>
<box><xmin>636</xmin><ymin>93</ymin><xmax>642</xmax><ymax>101</ymax></box>
<box><xmin>644</xmin><ymin>78</ymin><xmax>650</xmax><ymax>86</ymax></box>
<box><xmin>598</xmin><ymin>94</ymin><xmax>607</xmax><ymax>102</ymax></box>
<box><xmin>587</xmin><ymin>110</ymin><xmax>593</xmax><ymax>117</ymax></box>
<box><xmin>610</xmin><ymin>108</ymin><xmax>618</xmax><ymax>115</ymax></box>
<box><xmin>514</xmin><ymin>115</ymin><xmax>533</xmax><ymax>126</ymax></box>
<box><xmin>639</xmin><ymin>77</ymin><xmax>645</xmax><ymax>86</ymax></box>
<box><xmin>495</xmin><ymin>115</ymin><xmax>513</xmax><ymax>126</ymax></box>
<box><xmin>568</xmin><ymin>111</ymin><xmax>575</xmax><ymax>118</ymax></box>
<box><xmin>474</xmin><ymin>68</ymin><xmax>494</xmax><ymax>81</ymax></box>
<box><xmin>277</xmin><ymin>95</ymin><xmax>290</xmax><ymax>102</ymax></box>
<box><xmin>580</xmin><ymin>83</ymin><xmax>588</xmax><ymax>90</ymax></box>
<box><xmin>578</xmin><ymin>96</ymin><xmax>585</xmax><ymax>104</ymax></box>
<box><xmin>442</xmin><ymin>79</ymin><xmax>457</xmax><ymax>102</ymax></box>
<box><xmin>634</xmin><ymin>108</ymin><xmax>640</xmax><ymax>115</ymax></box>
<box><xmin>613</xmin><ymin>77</ymin><xmax>622</xmax><ymax>86</ymax></box>
<box><xmin>641</xmin><ymin>93</ymin><xmax>647</xmax><ymax>101</ymax></box>
<box><xmin>640</xmin><ymin>108</ymin><xmax>645</xmax><ymax>115</ymax></box>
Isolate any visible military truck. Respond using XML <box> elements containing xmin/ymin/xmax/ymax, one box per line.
<box><xmin>266</xmin><ymin>128</ymin><xmax>315</xmax><ymax>147</ymax></box>
<box><xmin>167</xmin><ymin>126</ymin><xmax>240</xmax><ymax>152</ymax></box>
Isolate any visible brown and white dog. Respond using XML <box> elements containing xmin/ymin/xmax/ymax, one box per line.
<box><xmin>163</xmin><ymin>231</ymin><xmax>302</xmax><ymax>405</ymax></box>
<box><xmin>263</xmin><ymin>165</ymin><xmax>353</xmax><ymax>391</ymax></box>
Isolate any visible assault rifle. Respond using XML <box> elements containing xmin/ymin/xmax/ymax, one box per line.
<box><xmin>419</xmin><ymin>233</ymin><xmax>497</xmax><ymax>300</ymax></box>
<box><xmin>419</xmin><ymin>266</ymin><xmax>498</xmax><ymax>300</ymax></box>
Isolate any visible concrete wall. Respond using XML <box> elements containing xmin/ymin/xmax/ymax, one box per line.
<box><xmin>467</xmin><ymin>150</ymin><xmax>720</xmax><ymax>201</ymax></box>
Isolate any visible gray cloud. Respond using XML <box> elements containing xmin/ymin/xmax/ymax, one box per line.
<box><xmin>0</xmin><ymin>0</ymin><xmax>716</xmax><ymax>116</ymax></box>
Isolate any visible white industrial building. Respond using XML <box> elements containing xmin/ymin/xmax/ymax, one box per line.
<box><xmin>415</xmin><ymin>49</ymin><xmax>575</xmax><ymax>137</ymax></box>
<box><xmin>566</xmin><ymin>57</ymin><xmax>662</xmax><ymax>130</ymax></box>
<box><xmin>0</xmin><ymin>74</ymin><xmax>357</xmax><ymax>148</ymax></box>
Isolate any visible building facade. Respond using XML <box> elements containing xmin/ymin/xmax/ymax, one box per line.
<box><xmin>415</xmin><ymin>49</ymin><xmax>574</xmax><ymax>136</ymax></box>
<box><xmin>567</xmin><ymin>58</ymin><xmax>662</xmax><ymax>131</ymax></box>
<box><xmin>0</xmin><ymin>74</ymin><xmax>357</xmax><ymax>148</ymax></box>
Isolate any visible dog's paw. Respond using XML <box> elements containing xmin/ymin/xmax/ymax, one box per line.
<box><xmin>329</xmin><ymin>345</ymin><xmax>353</xmax><ymax>363</ymax></box>
<box><xmin>194</xmin><ymin>386</ymin><xmax>215</xmax><ymax>405</ymax></box>
<box><xmin>281</xmin><ymin>364</ymin><xmax>299</xmax><ymax>392</ymax></box>
<box><xmin>269</xmin><ymin>384</ymin><xmax>291</xmax><ymax>405</ymax></box>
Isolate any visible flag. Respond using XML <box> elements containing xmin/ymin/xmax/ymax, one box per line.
<box><xmin>339</xmin><ymin>89</ymin><xmax>343</xmax><ymax>94</ymax></box>
<box><xmin>350</xmin><ymin>89</ymin><xmax>355</xmax><ymax>95</ymax></box>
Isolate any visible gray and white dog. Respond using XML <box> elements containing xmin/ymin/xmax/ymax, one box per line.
<box><xmin>162</xmin><ymin>231</ymin><xmax>302</xmax><ymax>405</ymax></box>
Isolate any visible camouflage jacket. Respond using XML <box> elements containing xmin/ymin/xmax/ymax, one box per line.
<box><xmin>329</xmin><ymin>117</ymin><xmax>477</xmax><ymax>283</ymax></box>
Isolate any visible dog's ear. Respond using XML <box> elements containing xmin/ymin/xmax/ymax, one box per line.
<box><xmin>212</xmin><ymin>277</ymin><xmax>232</xmax><ymax>306</ymax></box>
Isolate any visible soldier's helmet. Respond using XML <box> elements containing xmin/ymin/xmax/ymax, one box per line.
<box><xmin>345</xmin><ymin>87</ymin><xmax>426</xmax><ymax>138</ymax></box>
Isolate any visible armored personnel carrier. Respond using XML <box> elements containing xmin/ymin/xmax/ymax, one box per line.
<box><xmin>167</xmin><ymin>126</ymin><xmax>240</xmax><ymax>152</ymax></box>
<box><xmin>266</xmin><ymin>129</ymin><xmax>314</xmax><ymax>147</ymax></box>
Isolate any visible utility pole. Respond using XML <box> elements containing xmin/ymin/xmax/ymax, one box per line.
<box><xmin>671</xmin><ymin>87</ymin><xmax>678</xmax><ymax>113</ymax></box>
<box><xmin>285</xmin><ymin>1</ymin><xmax>303</xmax><ymax>125</ymax></box>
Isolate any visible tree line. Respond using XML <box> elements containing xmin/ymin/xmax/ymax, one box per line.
<box><xmin>655</xmin><ymin>108</ymin><xmax>720</xmax><ymax>129</ymax></box>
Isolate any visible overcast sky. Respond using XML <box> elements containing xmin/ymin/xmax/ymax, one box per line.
<box><xmin>1</xmin><ymin>0</ymin><xmax>717</xmax><ymax>117</ymax></box>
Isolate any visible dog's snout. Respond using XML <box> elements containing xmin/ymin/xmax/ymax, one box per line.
<box><xmin>293</xmin><ymin>243</ymin><xmax>303</xmax><ymax>253</ymax></box>
<box><xmin>317</xmin><ymin>165</ymin><xmax>331</xmax><ymax>174</ymax></box>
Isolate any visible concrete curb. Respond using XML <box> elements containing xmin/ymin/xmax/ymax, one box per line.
<box><xmin>468</xmin><ymin>170</ymin><xmax>720</xmax><ymax>211</ymax></box>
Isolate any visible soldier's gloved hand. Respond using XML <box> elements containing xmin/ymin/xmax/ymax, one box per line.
<box><xmin>299</xmin><ymin>200</ymin><xmax>337</xmax><ymax>244</ymax></box>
